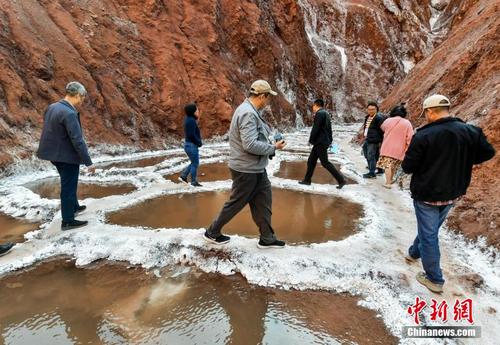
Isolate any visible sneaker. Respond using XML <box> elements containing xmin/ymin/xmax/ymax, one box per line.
<box><xmin>405</xmin><ymin>255</ymin><xmax>419</xmax><ymax>264</ymax></box>
<box><xmin>416</xmin><ymin>272</ymin><xmax>443</xmax><ymax>293</ymax></box>
<box><xmin>178</xmin><ymin>176</ymin><xmax>188</xmax><ymax>184</ymax></box>
<box><xmin>75</xmin><ymin>205</ymin><xmax>86</xmax><ymax>214</ymax></box>
<box><xmin>382</xmin><ymin>184</ymin><xmax>392</xmax><ymax>189</ymax></box>
<box><xmin>257</xmin><ymin>239</ymin><xmax>286</xmax><ymax>249</ymax></box>
<box><xmin>191</xmin><ymin>182</ymin><xmax>203</xmax><ymax>187</ymax></box>
<box><xmin>298</xmin><ymin>180</ymin><xmax>311</xmax><ymax>186</ymax></box>
<box><xmin>363</xmin><ymin>173</ymin><xmax>376</xmax><ymax>179</ymax></box>
<box><xmin>0</xmin><ymin>242</ymin><xmax>14</xmax><ymax>257</ymax></box>
<box><xmin>203</xmin><ymin>231</ymin><xmax>230</xmax><ymax>244</ymax></box>
<box><xmin>61</xmin><ymin>219</ymin><xmax>88</xmax><ymax>231</ymax></box>
<box><xmin>336</xmin><ymin>181</ymin><xmax>346</xmax><ymax>190</ymax></box>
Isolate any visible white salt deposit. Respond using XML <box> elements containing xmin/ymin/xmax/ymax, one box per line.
<box><xmin>1</xmin><ymin>125</ymin><xmax>498</xmax><ymax>344</ymax></box>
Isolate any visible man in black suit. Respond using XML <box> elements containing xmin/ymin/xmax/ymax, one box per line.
<box><xmin>299</xmin><ymin>99</ymin><xmax>346</xmax><ymax>189</ymax></box>
<box><xmin>37</xmin><ymin>81</ymin><xmax>95</xmax><ymax>230</ymax></box>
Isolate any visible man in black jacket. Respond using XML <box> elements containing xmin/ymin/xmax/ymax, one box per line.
<box><xmin>299</xmin><ymin>99</ymin><xmax>346</xmax><ymax>189</ymax></box>
<box><xmin>362</xmin><ymin>101</ymin><xmax>386</xmax><ymax>178</ymax></box>
<box><xmin>402</xmin><ymin>94</ymin><xmax>495</xmax><ymax>293</ymax></box>
<box><xmin>37</xmin><ymin>81</ymin><xmax>95</xmax><ymax>231</ymax></box>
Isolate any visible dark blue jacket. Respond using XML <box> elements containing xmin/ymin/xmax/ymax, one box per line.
<box><xmin>309</xmin><ymin>108</ymin><xmax>333</xmax><ymax>146</ymax></box>
<box><xmin>184</xmin><ymin>115</ymin><xmax>202</xmax><ymax>147</ymax></box>
<box><xmin>37</xmin><ymin>100</ymin><xmax>93</xmax><ymax>166</ymax></box>
<box><xmin>402</xmin><ymin>117</ymin><xmax>495</xmax><ymax>202</ymax></box>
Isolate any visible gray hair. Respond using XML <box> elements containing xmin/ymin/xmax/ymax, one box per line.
<box><xmin>65</xmin><ymin>81</ymin><xmax>87</xmax><ymax>97</ymax></box>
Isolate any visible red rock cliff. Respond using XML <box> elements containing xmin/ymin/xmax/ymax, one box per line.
<box><xmin>382</xmin><ymin>0</ymin><xmax>499</xmax><ymax>247</ymax></box>
<box><xmin>1</xmin><ymin>0</ymin><xmax>441</xmax><ymax>164</ymax></box>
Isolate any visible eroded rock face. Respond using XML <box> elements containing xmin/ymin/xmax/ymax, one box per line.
<box><xmin>1</xmin><ymin>0</ymin><xmax>442</xmax><ymax>164</ymax></box>
<box><xmin>382</xmin><ymin>0</ymin><xmax>499</xmax><ymax>247</ymax></box>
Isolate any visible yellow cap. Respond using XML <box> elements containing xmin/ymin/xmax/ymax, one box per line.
<box><xmin>250</xmin><ymin>80</ymin><xmax>278</xmax><ymax>96</ymax></box>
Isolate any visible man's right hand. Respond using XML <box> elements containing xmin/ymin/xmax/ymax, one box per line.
<box><xmin>275</xmin><ymin>140</ymin><xmax>286</xmax><ymax>150</ymax></box>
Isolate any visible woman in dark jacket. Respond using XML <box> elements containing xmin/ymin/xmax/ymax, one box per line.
<box><xmin>179</xmin><ymin>103</ymin><xmax>203</xmax><ymax>187</ymax></box>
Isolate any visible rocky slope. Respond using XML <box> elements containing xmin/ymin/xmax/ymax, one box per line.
<box><xmin>1</xmin><ymin>0</ymin><xmax>442</xmax><ymax>166</ymax></box>
<box><xmin>382</xmin><ymin>0</ymin><xmax>499</xmax><ymax>247</ymax></box>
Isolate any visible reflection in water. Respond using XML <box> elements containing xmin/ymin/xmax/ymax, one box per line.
<box><xmin>0</xmin><ymin>260</ymin><xmax>397</xmax><ymax>345</ymax></box>
<box><xmin>108</xmin><ymin>189</ymin><xmax>364</xmax><ymax>243</ymax></box>
<box><xmin>276</xmin><ymin>161</ymin><xmax>357</xmax><ymax>185</ymax></box>
<box><xmin>0</xmin><ymin>213</ymin><xmax>39</xmax><ymax>243</ymax></box>
<box><xmin>97</xmin><ymin>153</ymin><xmax>184</xmax><ymax>169</ymax></box>
<box><xmin>164</xmin><ymin>162</ymin><xmax>231</xmax><ymax>183</ymax></box>
<box><xmin>24</xmin><ymin>177</ymin><xmax>136</xmax><ymax>200</ymax></box>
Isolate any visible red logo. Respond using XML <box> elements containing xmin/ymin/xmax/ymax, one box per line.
<box><xmin>430</xmin><ymin>299</ymin><xmax>449</xmax><ymax>322</ymax></box>
<box><xmin>453</xmin><ymin>298</ymin><xmax>474</xmax><ymax>324</ymax></box>
<box><xmin>407</xmin><ymin>297</ymin><xmax>474</xmax><ymax>325</ymax></box>
<box><xmin>407</xmin><ymin>297</ymin><xmax>427</xmax><ymax>325</ymax></box>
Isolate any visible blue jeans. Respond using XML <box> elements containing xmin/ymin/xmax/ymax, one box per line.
<box><xmin>362</xmin><ymin>142</ymin><xmax>380</xmax><ymax>174</ymax></box>
<box><xmin>52</xmin><ymin>162</ymin><xmax>80</xmax><ymax>223</ymax></box>
<box><xmin>181</xmin><ymin>142</ymin><xmax>199</xmax><ymax>184</ymax></box>
<box><xmin>408</xmin><ymin>200</ymin><xmax>453</xmax><ymax>285</ymax></box>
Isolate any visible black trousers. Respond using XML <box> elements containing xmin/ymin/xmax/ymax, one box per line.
<box><xmin>52</xmin><ymin>161</ymin><xmax>80</xmax><ymax>222</ymax></box>
<box><xmin>207</xmin><ymin>169</ymin><xmax>276</xmax><ymax>243</ymax></box>
<box><xmin>303</xmin><ymin>143</ymin><xmax>345</xmax><ymax>184</ymax></box>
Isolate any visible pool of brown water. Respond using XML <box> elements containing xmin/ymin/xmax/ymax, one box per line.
<box><xmin>164</xmin><ymin>162</ymin><xmax>231</xmax><ymax>183</ymax></box>
<box><xmin>282</xmin><ymin>148</ymin><xmax>312</xmax><ymax>155</ymax></box>
<box><xmin>276</xmin><ymin>161</ymin><xmax>357</xmax><ymax>185</ymax></box>
<box><xmin>24</xmin><ymin>178</ymin><xmax>136</xmax><ymax>200</ymax></box>
<box><xmin>0</xmin><ymin>260</ymin><xmax>397</xmax><ymax>345</ymax></box>
<box><xmin>107</xmin><ymin>188</ymin><xmax>363</xmax><ymax>243</ymax></box>
<box><xmin>97</xmin><ymin>153</ymin><xmax>184</xmax><ymax>169</ymax></box>
<box><xmin>0</xmin><ymin>214</ymin><xmax>39</xmax><ymax>243</ymax></box>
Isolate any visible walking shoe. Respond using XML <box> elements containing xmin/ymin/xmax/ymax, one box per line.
<box><xmin>75</xmin><ymin>205</ymin><xmax>87</xmax><ymax>214</ymax></box>
<box><xmin>61</xmin><ymin>219</ymin><xmax>88</xmax><ymax>231</ymax></box>
<box><xmin>0</xmin><ymin>242</ymin><xmax>14</xmax><ymax>257</ymax></box>
<box><xmin>191</xmin><ymin>182</ymin><xmax>203</xmax><ymax>187</ymax></box>
<box><xmin>298</xmin><ymin>180</ymin><xmax>311</xmax><ymax>185</ymax></box>
<box><xmin>363</xmin><ymin>173</ymin><xmax>376</xmax><ymax>179</ymax></box>
<box><xmin>336</xmin><ymin>181</ymin><xmax>346</xmax><ymax>189</ymax></box>
<box><xmin>257</xmin><ymin>239</ymin><xmax>286</xmax><ymax>249</ymax></box>
<box><xmin>416</xmin><ymin>272</ymin><xmax>443</xmax><ymax>293</ymax></box>
<box><xmin>383</xmin><ymin>184</ymin><xmax>392</xmax><ymax>189</ymax></box>
<box><xmin>377</xmin><ymin>168</ymin><xmax>385</xmax><ymax>175</ymax></box>
<box><xmin>203</xmin><ymin>231</ymin><xmax>230</xmax><ymax>244</ymax></box>
<box><xmin>405</xmin><ymin>255</ymin><xmax>419</xmax><ymax>264</ymax></box>
<box><xmin>178</xmin><ymin>176</ymin><xmax>188</xmax><ymax>184</ymax></box>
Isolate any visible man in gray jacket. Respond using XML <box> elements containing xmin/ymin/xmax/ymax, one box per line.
<box><xmin>204</xmin><ymin>80</ymin><xmax>287</xmax><ymax>248</ymax></box>
<box><xmin>37</xmin><ymin>81</ymin><xmax>95</xmax><ymax>230</ymax></box>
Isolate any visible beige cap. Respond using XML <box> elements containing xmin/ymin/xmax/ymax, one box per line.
<box><xmin>423</xmin><ymin>94</ymin><xmax>451</xmax><ymax>109</ymax></box>
<box><xmin>250</xmin><ymin>80</ymin><xmax>278</xmax><ymax>96</ymax></box>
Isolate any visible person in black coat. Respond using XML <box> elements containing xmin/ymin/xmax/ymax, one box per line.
<box><xmin>402</xmin><ymin>94</ymin><xmax>495</xmax><ymax>293</ymax></box>
<box><xmin>299</xmin><ymin>99</ymin><xmax>346</xmax><ymax>189</ymax></box>
<box><xmin>179</xmin><ymin>103</ymin><xmax>203</xmax><ymax>187</ymax></box>
<box><xmin>361</xmin><ymin>100</ymin><xmax>386</xmax><ymax>178</ymax></box>
<box><xmin>0</xmin><ymin>242</ymin><xmax>14</xmax><ymax>257</ymax></box>
<box><xmin>37</xmin><ymin>81</ymin><xmax>95</xmax><ymax>231</ymax></box>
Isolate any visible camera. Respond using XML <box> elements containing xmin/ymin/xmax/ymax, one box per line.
<box><xmin>270</xmin><ymin>133</ymin><xmax>285</xmax><ymax>159</ymax></box>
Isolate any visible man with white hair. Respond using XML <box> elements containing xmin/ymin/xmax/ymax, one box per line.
<box><xmin>37</xmin><ymin>81</ymin><xmax>96</xmax><ymax>230</ymax></box>
<box><xmin>402</xmin><ymin>94</ymin><xmax>495</xmax><ymax>293</ymax></box>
